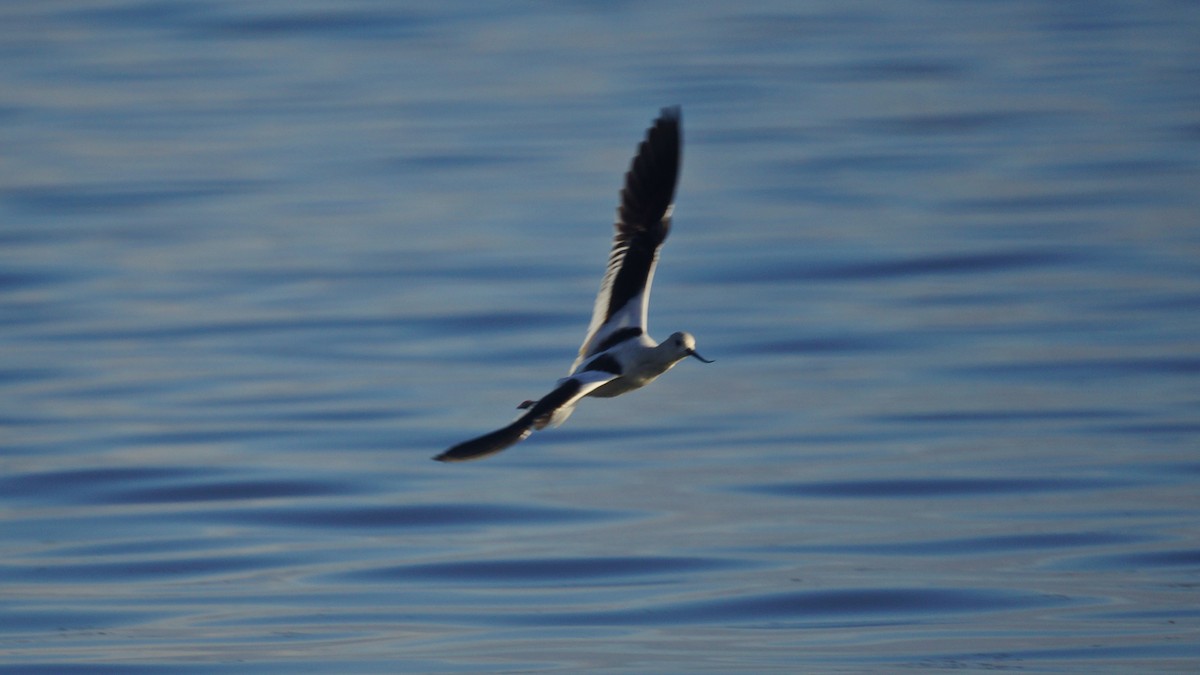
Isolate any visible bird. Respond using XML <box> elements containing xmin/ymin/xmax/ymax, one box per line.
<box><xmin>434</xmin><ymin>106</ymin><xmax>711</xmax><ymax>462</ymax></box>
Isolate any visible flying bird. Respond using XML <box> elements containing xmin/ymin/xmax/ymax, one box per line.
<box><xmin>435</xmin><ymin>106</ymin><xmax>711</xmax><ymax>462</ymax></box>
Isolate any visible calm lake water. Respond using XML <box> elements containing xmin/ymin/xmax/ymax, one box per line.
<box><xmin>2</xmin><ymin>1</ymin><xmax>1198</xmax><ymax>672</ymax></box>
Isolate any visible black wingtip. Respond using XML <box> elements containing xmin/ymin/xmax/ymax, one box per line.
<box><xmin>434</xmin><ymin>420</ymin><xmax>533</xmax><ymax>462</ymax></box>
<box><xmin>434</xmin><ymin>379</ymin><xmax>586</xmax><ymax>463</ymax></box>
<box><xmin>618</xmin><ymin>106</ymin><xmax>683</xmax><ymax>230</ymax></box>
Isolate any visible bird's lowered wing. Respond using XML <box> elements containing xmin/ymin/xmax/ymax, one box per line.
<box><xmin>434</xmin><ymin>370</ymin><xmax>617</xmax><ymax>462</ymax></box>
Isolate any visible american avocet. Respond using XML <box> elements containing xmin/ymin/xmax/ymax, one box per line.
<box><xmin>435</xmin><ymin>106</ymin><xmax>711</xmax><ymax>462</ymax></box>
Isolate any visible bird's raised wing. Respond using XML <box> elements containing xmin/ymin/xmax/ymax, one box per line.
<box><xmin>573</xmin><ymin>106</ymin><xmax>681</xmax><ymax>372</ymax></box>
<box><xmin>433</xmin><ymin>370</ymin><xmax>617</xmax><ymax>462</ymax></box>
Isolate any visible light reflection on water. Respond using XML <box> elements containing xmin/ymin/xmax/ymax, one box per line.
<box><xmin>2</xmin><ymin>0</ymin><xmax>1198</xmax><ymax>672</ymax></box>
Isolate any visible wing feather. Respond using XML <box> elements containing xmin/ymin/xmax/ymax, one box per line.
<box><xmin>434</xmin><ymin>372</ymin><xmax>616</xmax><ymax>462</ymax></box>
<box><xmin>574</xmin><ymin>106</ymin><xmax>682</xmax><ymax>370</ymax></box>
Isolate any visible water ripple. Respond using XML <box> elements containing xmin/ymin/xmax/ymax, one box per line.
<box><xmin>1057</xmin><ymin>548</ymin><xmax>1200</xmax><ymax>572</ymax></box>
<box><xmin>345</xmin><ymin>556</ymin><xmax>742</xmax><ymax>585</ymax></box>
<box><xmin>784</xmin><ymin>531</ymin><xmax>1146</xmax><ymax>557</ymax></box>
<box><xmin>952</xmin><ymin>356</ymin><xmax>1200</xmax><ymax>381</ymax></box>
<box><xmin>213</xmin><ymin>503</ymin><xmax>621</xmax><ymax>530</ymax></box>
<box><xmin>6</xmin><ymin>553</ymin><xmax>292</xmax><ymax>583</ymax></box>
<box><xmin>719</xmin><ymin>248</ymin><xmax>1069</xmax><ymax>283</ymax></box>
<box><xmin>0</xmin><ymin>467</ymin><xmax>197</xmax><ymax>504</ymax></box>
<box><xmin>859</xmin><ymin>110</ymin><xmax>1055</xmax><ymax>135</ymax></box>
<box><xmin>744</xmin><ymin>476</ymin><xmax>1127</xmax><ymax>499</ymax></box>
<box><xmin>3</xmin><ymin>180</ymin><xmax>253</xmax><ymax>214</ymax></box>
<box><xmin>201</xmin><ymin>9</ymin><xmax>430</xmax><ymax>39</ymax></box>
<box><xmin>875</xmin><ymin>408</ymin><xmax>1130</xmax><ymax>424</ymax></box>
<box><xmin>0</xmin><ymin>467</ymin><xmax>360</xmax><ymax>507</ymax></box>
<box><xmin>103</xmin><ymin>478</ymin><xmax>354</xmax><ymax>505</ymax></box>
<box><xmin>501</xmin><ymin>587</ymin><xmax>1070</xmax><ymax>627</ymax></box>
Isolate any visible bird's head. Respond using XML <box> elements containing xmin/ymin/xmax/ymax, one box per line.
<box><xmin>665</xmin><ymin>331</ymin><xmax>714</xmax><ymax>364</ymax></box>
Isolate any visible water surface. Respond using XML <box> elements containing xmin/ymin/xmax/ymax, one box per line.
<box><xmin>2</xmin><ymin>0</ymin><xmax>1198</xmax><ymax>672</ymax></box>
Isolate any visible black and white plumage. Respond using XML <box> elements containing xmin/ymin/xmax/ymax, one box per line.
<box><xmin>435</xmin><ymin>107</ymin><xmax>711</xmax><ymax>462</ymax></box>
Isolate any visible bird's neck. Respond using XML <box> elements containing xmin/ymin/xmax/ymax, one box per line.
<box><xmin>645</xmin><ymin>343</ymin><xmax>685</xmax><ymax>372</ymax></box>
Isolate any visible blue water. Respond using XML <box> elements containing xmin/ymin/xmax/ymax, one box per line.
<box><xmin>2</xmin><ymin>1</ymin><xmax>1198</xmax><ymax>672</ymax></box>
